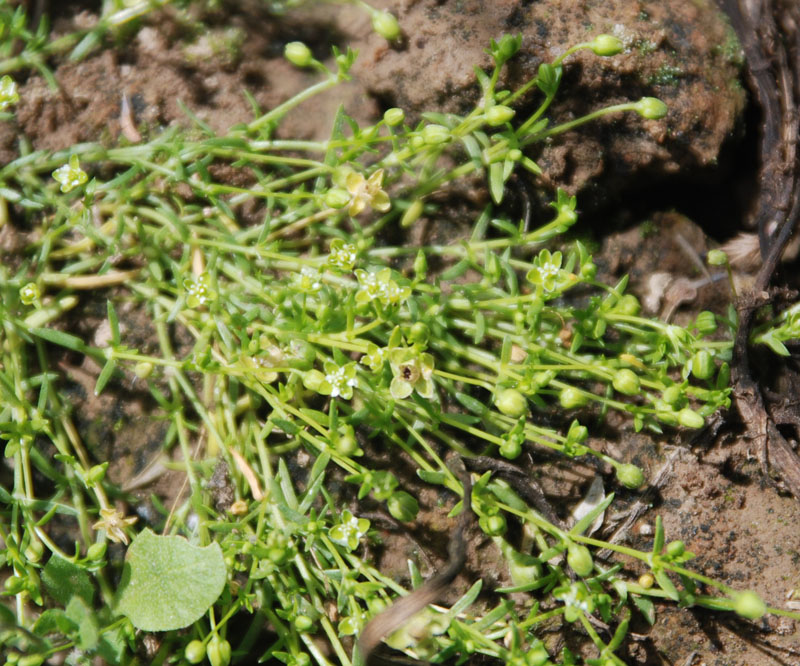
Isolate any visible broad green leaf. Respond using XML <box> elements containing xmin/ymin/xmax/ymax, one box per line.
<box><xmin>115</xmin><ymin>528</ymin><xmax>226</xmax><ymax>631</ymax></box>
<box><xmin>632</xmin><ymin>595</ymin><xmax>656</xmax><ymax>625</ymax></box>
<box><xmin>66</xmin><ymin>596</ymin><xmax>99</xmax><ymax>650</ymax></box>
<box><xmin>33</xmin><ymin>608</ymin><xmax>76</xmax><ymax>637</ymax></box>
<box><xmin>42</xmin><ymin>555</ymin><xmax>94</xmax><ymax>606</ymax></box>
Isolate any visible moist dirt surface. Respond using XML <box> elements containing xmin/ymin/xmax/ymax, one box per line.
<box><xmin>2</xmin><ymin>1</ymin><xmax>800</xmax><ymax>665</ymax></box>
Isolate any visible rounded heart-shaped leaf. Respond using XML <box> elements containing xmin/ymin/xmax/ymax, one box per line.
<box><xmin>115</xmin><ymin>528</ymin><xmax>226</xmax><ymax>631</ymax></box>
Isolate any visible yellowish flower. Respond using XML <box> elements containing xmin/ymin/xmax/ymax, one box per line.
<box><xmin>92</xmin><ymin>507</ymin><xmax>138</xmax><ymax>545</ymax></box>
<box><xmin>345</xmin><ymin>169</ymin><xmax>390</xmax><ymax>216</ymax></box>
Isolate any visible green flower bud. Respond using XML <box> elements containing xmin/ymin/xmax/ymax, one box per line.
<box><xmin>508</xmin><ymin>148</ymin><xmax>522</xmax><ymax>161</ymax></box>
<box><xmin>666</xmin><ymin>540</ymin><xmax>685</xmax><ymax>558</ymax></box>
<box><xmin>294</xmin><ymin>614</ymin><xmax>314</xmax><ymax>632</ymax></box>
<box><xmin>206</xmin><ymin>635</ymin><xmax>231</xmax><ymax>666</ymax></box>
<box><xmin>485</xmin><ymin>105</ymin><xmax>516</xmax><ymax>126</ymax></box>
<box><xmin>733</xmin><ymin>590</ymin><xmax>767</xmax><ymax>619</ymax></box>
<box><xmin>707</xmin><ymin>249</ymin><xmax>728</xmax><ymax>266</ymax></box>
<box><xmin>4</xmin><ymin>576</ymin><xmax>26</xmax><ymax>594</ymax></box>
<box><xmin>495</xmin><ymin>34</ymin><xmax>521</xmax><ymax>60</ymax></box>
<box><xmin>499</xmin><ymin>438</ymin><xmax>522</xmax><ymax>459</ymax></box>
<box><xmin>612</xmin><ymin>368</ymin><xmax>641</xmax><ymax>396</ymax></box>
<box><xmin>408</xmin><ymin>322</ymin><xmax>429</xmax><ymax>345</ymax></box>
<box><xmin>185</xmin><ymin>639</ymin><xmax>205</xmax><ymax>664</ymax></box>
<box><xmin>86</xmin><ymin>541</ymin><xmax>107</xmax><ymax>561</ymax></box>
<box><xmin>325</xmin><ymin>187</ymin><xmax>351</xmax><ymax>209</ymax></box>
<box><xmin>86</xmin><ymin>463</ymin><xmax>107</xmax><ymax>486</ymax></box>
<box><xmin>616</xmin><ymin>463</ymin><xmax>645</xmax><ymax>489</ymax></box>
<box><xmin>422</xmin><ymin>124</ymin><xmax>450</xmax><ymax>145</ymax></box>
<box><xmin>387</xmin><ymin>491</ymin><xmax>419</xmax><ymax>522</ymax></box>
<box><xmin>590</xmin><ymin>34</ymin><xmax>624</xmax><ymax>56</ymax></box>
<box><xmin>284</xmin><ymin>41</ymin><xmax>313</xmax><ymax>68</ymax></box>
<box><xmin>691</xmin><ymin>350</ymin><xmax>714</xmax><ymax>380</ymax></box>
<box><xmin>383</xmin><ymin>107</ymin><xmax>405</xmax><ymax>126</ymax></box>
<box><xmin>559</xmin><ymin>386</ymin><xmax>588</xmax><ymax>409</ymax></box>
<box><xmin>372</xmin><ymin>10</ymin><xmax>401</xmax><ymax>41</ymax></box>
<box><xmin>634</xmin><ymin>97</ymin><xmax>668</xmax><ymax>119</ymax></box>
<box><xmin>614</xmin><ymin>294</ymin><xmax>640</xmax><ymax>316</ymax></box>
<box><xmin>496</xmin><ymin>388</ymin><xmax>527</xmax><ymax>418</ymax></box>
<box><xmin>401</xmin><ymin>198</ymin><xmax>424</xmax><ymax>228</ymax></box>
<box><xmin>479</xmin><ymin>513</ymin><xmax>507</xmax><ymax>537</ymax></box>
<box><xmin>567</xmin><ymin>544</ymin><xmax>594</xmax><ymax>577</ymax></box>
<box><xmin>677</xmin><ymin>408</ymin><xmax>704</xmax><ymax>429</ymax></box>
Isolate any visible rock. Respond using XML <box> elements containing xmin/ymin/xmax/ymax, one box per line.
<box><xmin>354</xmin><ymin>0</ymin><xmax>746</xmax><ymax>202</ymax></box>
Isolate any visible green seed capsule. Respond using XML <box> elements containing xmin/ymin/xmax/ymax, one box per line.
<box><xmin>559</xmin><ymin>387</ymin><xmax>588</xmax><ymax>409</ymax></box>
<box><xmin>634</xmin><ymin>97</ymin><xmax>668</xmax><ymax>119</ymax></box>
<box><xmin>422</xmin><ymin>124</ymin><xmax>450</xmax><ymax>145</ymax></box>
<box><xmin>706</xmin><ymin>249</ymin><xmax>728</xmax><ymax>266</ymax></box>
<box><xmin>496</xmin><ymin>388</ymin><xmax>527</xmax><ymax>418</ymax></box>
<box><xmin>662</xmin><ymin>384</ymin><xmax>683</xmax><ymax>406</ymax></box>
<box><xmin>567</xmin><ymin>544</ymin><xmax>594</xmax><ymax>577</ymax></box>
<box><xmin>733</xmin><ymin>590</ymin><xmax>767</xmax><ymax>619</ymax></box>
<box><xmin>616</xmin><ymin>463</ymin><xmax>645</xmax><ymax>489</ymax></box>
<box><xmin>387</xmin><ymin>491</ymin><xmax>419</xmax><ymax>522</ymax></box>
<box><xmin>590</xmin><ymin>34</ymin><xmax>624</xmax><ymax>56</ymax></box>
<box><xmin>372</xmin><ymin>10</ymin><xmax>401</xmax><ymax>40</ymax></box>
<box><xmin>666</xmin><ymin>540</ymin><xmax>685</xmax><ymax>558</ymax></box>
<box><xmin>206</xmin><ymin>635</ymin><xmax>231</xmax><ymax>666</ymax></box>
<box><xmin>612</xmin><ymin>368</ymin><xmax>640</xmax><ymax>396</ymax></box>
<box><xmin>695</xmin><ymin>310</ymin><xmax>717</xmax><ymax>334</ymax></box>
<box><xmin>185</xmin><ymin>639</ymin><xmax>205</xmax><ymax>664</ymax></box>
<box><xmin>284</xmin><ymin>41</ymin><xmax>313</xmax><ymax>68</ymax></box>
<box><xmin>383</xmin><ymin>107</ymin><xmax>405</xmax><ymax>126</ymax></box>
<box><xmin>677</xmin><ymin>408</ymin><xmax>704</xmax><ymax>429</ymax></box>
<box><xmin>294</xmin><ymin>614</ymin><xmax>314</xmax><ymax>632</ymax></box>
<box><xmin>691</xmin><ymin>350</ymin><xmax>714</xmax><ymax>380</ymax></box>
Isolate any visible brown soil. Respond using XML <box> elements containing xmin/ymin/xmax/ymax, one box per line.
<box><xmin>2</xmin><ymin>1</ymin><xmax>799</xmax><ymax>665</ymax></box>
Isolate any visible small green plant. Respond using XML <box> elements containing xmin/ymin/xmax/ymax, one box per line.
<box><xmin>0</xmin><ymin>4</ymin><xmax>797</xmax><ymax>666</ymax></box>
